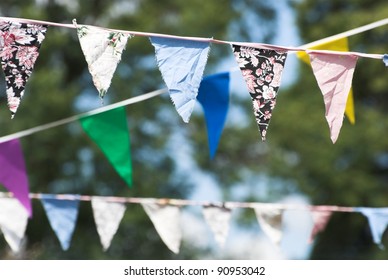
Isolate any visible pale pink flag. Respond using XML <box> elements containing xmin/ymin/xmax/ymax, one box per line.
<box><xmin>307</xmin><ymin>51</ymin><xmax>358</xmax><ymax>143</ymax></box>
<box><xmin>308</xmin><ymin>210</ymin><xmax>332</xmax><ymax>243</ymax></box>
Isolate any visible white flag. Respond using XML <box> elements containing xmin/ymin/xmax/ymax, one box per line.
<box><xmin>91</xmin><ymin>197</ymin><xmax>126</xmax><ymax>251</ymax></box>
<box><xmin>202</xmin><ymin>205</ymin><xmax>232</xmax><ymax>248</ymax></box>
<box><xmin>141</xmin><ymin>201</ymin><xmax>181</xmax><ymax>254</ymax></box>
<box><xmin>0</xmin><ymin>197</ymin><xmax>29</xmax><ymax>252</ymax></box>
<box><xmin>75</xmin><ymin>22</ymin><xmax>131</xmax><ymax>99</ymax></box>
<box><xmin>254</xmin><ymin>207</ymin><xmax>283</xmax><ymax>246</ymax></box>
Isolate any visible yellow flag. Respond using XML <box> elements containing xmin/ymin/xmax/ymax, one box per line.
<box><xmin>297</xmin><ymin>38</ymin><xmax>355</xmax><ymax>124</ymax></box>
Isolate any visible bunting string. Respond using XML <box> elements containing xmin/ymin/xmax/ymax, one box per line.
<box><xmin>0</xmin><ymin>16</ymin><xmax>386</xmax><ymax>60</ymax></box>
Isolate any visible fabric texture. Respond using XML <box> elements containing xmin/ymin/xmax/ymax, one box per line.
<box><xmin>202</xmin><ymin>205</ymin><xmax>232</xmax><ymax>248</ymax></box>
<box><xmin>0</xmin><ymin>197</ymin><xmax>29</xmax><ymax>252</ymax></box>
<box><xmin>0</xmin><ymin>21</ymin><xmax>47</xmax><ymax>117</ymax></box>
<box><xmin>197</xmin><ymin>72</ymin><xmax>230</xmax><ymax>159</ymax></box>
<box><xmin>297</xmin><ymin>38</ymin><xmax>356</xmax><ymax>124</ymax></box>
<box><xmin>150</xmin><ymin>36</ymin><xmax>210</xmax><ymax>123</ymax></box>
<box><xmin>141</xmin><ymin>201</ymin><xmax>182</xmax><ymax>254</ymax></box>
<box><xmin>91</xmin><ymin>197</ymin><xmax>126</xmax><ymax>251</ymax></box>
<box><xmin>232</xmin><ymin>44</ymin><xmax>287</xmax><ymax>141</ymax></box>
<box><xmin>76</xmin><ymin>24</ymin><xmax>130</xmax><ymax>99</ymax></box>
<box><xmin>79</xmin><ymin>107</ymin><xmax>132</xmax><ymax>187</ymax></box>
<box><xmin>0</xmin><ymin>139</ymin><xmax>31</xmax><ymax>217</ymax></box>
<box><xmin>308</xmin><ymin>51</ymin><xmax>358</xmax><ymax>143</ymax></box>
<box><xmin>41</xmin><ymin>195</ymin><xmax>80</xmax><ymax>251</ymax></box>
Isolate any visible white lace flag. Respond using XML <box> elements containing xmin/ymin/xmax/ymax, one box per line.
<box><xmin>0</xmin><ymin>197</ymin><xmax>29</xmax><ymax>252</ymax></box>
<box><xmin>141</xmin><ymin>201</ymin><xmax>182</xmax><ymax>254</ymax></box>
<box><xmin>202</xmin><ymin>205</ymin><xmax>232</xmax><ymax>248</ymax></box>
<box><xmin>91</xmin><ymin>197</ymin><xmax>126</xmax><ymax>251</ymax></box>
<box><xmin>75</xmin><ymin>21</ymin><xmax>131</xmax><ymax>99</ymax></box>
<box><xmin>254</xmin><ymin>207</ymin><xmax>283</xmax><ymax>246</ymax></box>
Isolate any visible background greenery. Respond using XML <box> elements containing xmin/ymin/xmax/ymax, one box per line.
<box><xmin>0</xmin><ymin>0</ymin><xmax>388</xmax><ymax>259</ymax></box>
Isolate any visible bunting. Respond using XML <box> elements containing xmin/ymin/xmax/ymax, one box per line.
<box><xmin>202</xmin><ymin>205</ymin><xmax>232</xmax><ymax>248</ymax></box>
<box><xmin>0</xmin><ymin>20</ymin><xmax>47</xmax><ymax>117</ymax></box>
<box><xmin>254</xmin><ymin>207</ymin><xmax>283</xmax><ymax>246</ymax></box>
<box><xmin>141</xmin><ymin>201</ymin><xmax>182</xmax><ymax>254</ymax></box>
<box><xmin>150</xmin><ymin>36</ymin><xmax>210</xmax><ymax>123</ymax></box>
<box><xmin>232</xmin><ymin>44</ymin><xmax>287</xmax><ymax>141</ymax></box>
<box><xmin>75</xmin><ymin>22</ymin><xmax>131</xmax><ymax>99</ymax></box>
<box><xmin>308</xmin><ymin>51</ymin><xmax>358</xmax><ymax>143</ymax></box>
<box><xmin>197</xmin><ymin>72</ymin><xmax>230</xmax><ymax>159</ymax></box>
<box><xmin>297</xmin><ymin>38</ymin><xmax>356</xmax><ymax>124</ymax></box>
<box><xmin>79</xmin><ymin>106</ymin><xmax>132</xmax><ymax>187</ymax></box>
<box><xmin>308</xmin><ymin>210</ymin><xmax>332</xmax><ymax>243</ymax></box>
<box><xmin>0</xmin><ymin>197</ymin><xmax>29</xmax><ymax>252</ymax></box>
<box><xmin>0</xmin><ymin>139</ymin><xmax>31</xmax><ymax>217</ymax></box>
<box><xmin>41</xmin><ymin>195</ymin><xmax>80</xmax><ymax>251</ymax></box>
<box><xmin>358</xmin><ymin>207</ymin><xmax>388</xmax><ymax>249</ymax></box>
<box><xmin>91</xmin><ymin>197</ymin><xmax>126</xmax><ymax>251</ymax></box>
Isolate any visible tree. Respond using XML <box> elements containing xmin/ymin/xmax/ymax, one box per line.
<box><xmin>0</xmin><ymin>0</ymin><xmax>280</xmax><ymax>259</ymax></box>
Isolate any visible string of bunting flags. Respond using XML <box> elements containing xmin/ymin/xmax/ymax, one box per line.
<box><xmin>2</xmin><ymin>16</ymin><xmax>388</xmax><ymax>254</ymax></box>
<box><xmin>0</xmin><ymin>192</ymin><xmax>386</xmax><ymax>254</ymax></box>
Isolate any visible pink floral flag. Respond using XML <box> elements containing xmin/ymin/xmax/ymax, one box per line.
<box><xmin>308</xmin><ymin>210</ymin><xmax>332</xmax><ymax>243</ymax></box>
<box><xmin>232</xmin><ymin>45</ymin><xmax>287</xmax><ymax>141</ymax></box>
<box><xmin>307</xmin><ymin>51</ymin><xmax>358</xmax><ymax>143</ymax></box>
<box><xmin>0</xmin><ymin>21</ymin><xmax>48</xmax><ymax>118</ymax></box>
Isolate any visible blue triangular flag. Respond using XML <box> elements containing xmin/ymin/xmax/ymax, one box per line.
<box><xmin>197</xmin><ymin>72</ymin><xmax>230</xmax><ymax>158</ymax></box>
<box><xmin>383</xmin><ymin>54</ymin><xmax>388</xmax><ymax>67</ymax></box>
<box><xmin>150</xmin><ymin>36</ymin><xmax>211</xmax><ymax>123</ymax></box>
<box><xmin>41</xmin><ymin>195</ymin><xmax>80</xmax><ymax>251</ymax></box>
<box><xmin>357</xmin><ymin>207</ymin><xmax>388</xmax><ymax>249</ymax></box>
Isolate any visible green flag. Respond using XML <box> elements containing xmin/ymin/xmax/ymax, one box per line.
<box><xmin>79</xmin><ymin>107</ymin><xmax>132</xmax><ymax>187</ymax></box>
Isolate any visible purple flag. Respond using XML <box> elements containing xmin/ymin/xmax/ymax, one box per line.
<box><xmin>0</xmin><ymin>139</ymin><xmax>31</xmax><ymax>217</ymax></box>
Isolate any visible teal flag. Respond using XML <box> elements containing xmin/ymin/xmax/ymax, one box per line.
<box><xmin>79</xmin><ymin>107</ymin><xmax>132</xmax><ymax>187</ymax></box>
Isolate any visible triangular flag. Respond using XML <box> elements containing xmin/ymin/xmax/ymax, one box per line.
<box><xmin>308</xmin><ymin>210</ymin><xmax>332</xmax><ymax>243</ymax></box>
<box><xmin>141</xmin><ymin>201</ymin><xmax>181</xmax><ymax>254</ymax></box>
<box><xmin>197</xmin><ymin>72</ymin><xmax>230</xmax><ymax>159</ymax></box>
<box><xmin>0</xmin><ymin>20</ymin><xmax>48</xmax><ymax>117</ymax></box>
<box><xmin>297</xmin><ymin>38</ymin><xmax>355</xmax><ymax>124</ymax></box>
<box><xmin>232</xmin><ymin>44</ymin><xmax>287</xmax><ymax>141</ymax></box>
<box><xmin>79</xmin><ymin>107</ymin><xmax>132</xmax><ymax>187</ymax></box>
<box><xmin>308</xmin><ymin>51</ymin><xmax>358</xmax><ymax>143</ymax></box>
<box><xmin>0</xmin><ymin>139</ymin><xmax>31</xmax><ymax>217</ymax></box>
<box><xmin>41</xmin><ymin>195</ymin><xmax>80</xmax><ymax>251</ymax></box>
<box><xmin>358</xmin><ymin>207</ymin><xmax>388</xmax><ymax>249</ymax></box>
<box><xmin>150</xmin><ymin>36</ymin><xmax>210</xmax><ymax>123</ymax></box>
<box><xmin>0</xmin><ymin>197</ymin><xmax>29</xmax><ymax>252</ymax></box>
<box><xmin>75</xmin><ymin>23</ymin><xmax>130</xmax><ymax>99</ymax></box>
<box><xmin>254</xmin><ymin>207</ymin><xmax>283</xmax><ymax>246</ymax></box>
<box><xmin>202</xmin><ymin>205</ymin><xmax>232</xmax><ymax>248</ymax></box>
<box><xmin>91</xmin><ymin>197</ymin><xmax>126</xmax><ymax>251</ymax></box>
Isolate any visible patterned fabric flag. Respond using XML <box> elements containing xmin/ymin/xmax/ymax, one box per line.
<box><xmin>358</xmin><ymin>207</ymin><xmax>388</xmax><ymax>249</ymax></box>
<box><xmin>197</xmin><ymin>72</ymin><xmax>230</xmax><ymax>159</ymax></box>
<box><xmin>202</xmin><ymin>205</ymin><xmax>232</xmax><ymax>248</ymax></box>
<box><xmin>79</xmin><ymin>107</ymin><xmax>132</xmax><ymax>187</ymax></box>
<box><xmin>0</xmin><ymin>139</ymin><xmax>31</xmax><ymax>217</ymax></box>
<box><xmin>297</xmin><ymin>38</ymin><xmax>356</xmax><ymax>124</ymax></box>
<box><xmin>41</xmin><ymin>195</ymin><xmax>80</xmax><ymax>251</ymax></box>
<box><xmin>232</xmin><ymin>45</ymin><xmax>287</xmax><ymax>141</ymax></box>
<box><xmin>150</xmin><ymin>36</ymin><xmax>210</xmax><ymax>123</ymax></box>
<box><xmin>0</xmin><ymin>197</ymin><xmax>29</xmax><ymax>252</ymax></box>
<box><xmin>75</xmin><ymin>23</ymin><xmax>130</xmax><ymax>99</ymax></box>
<box><xmin>254</xmin><ymin>207</ymin><xmax>284</xmax><ymax>246</ymax></box>
<box><xmin>91</xmin><ymin>197</ymin><xmax>126</xmax><ymax>251</ymax></box>
<box><xmin>307</xmin><ymin>51</ymin><xmax>358</xmax><ymax>143</ymax></box>
<box><xmin>141</xmin><ymin>201</ymin><xmax>182</xmax><ymax>254</ymax></box>
<box><xmin>0</xmin><ymin>20</ymin><xmax>47</xmax><ymax>117</ymax></box>
<box><xmin>308</xmin><ymin>210</ymin><xmax>332</xmax><ymax>243</ymax></box>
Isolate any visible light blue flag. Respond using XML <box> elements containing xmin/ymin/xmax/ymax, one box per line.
<box><xmin>150</xmin><ymin>36</ymin><xmax>211</xmax><ymax>123</ymax></box>
<box><xmin>357</xmin><ymin>207</ymin><xmax>388</xmax><ymax>249</ymax></box>
<box><xmin>41</xmin><ymin>195</ymin><xmax>80</xmax><ymax>251</ymax></box>
<box><xmin>197</xmin><ymin>72</ymin><xmax>230</xmax><ymax>159</ymax></box>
